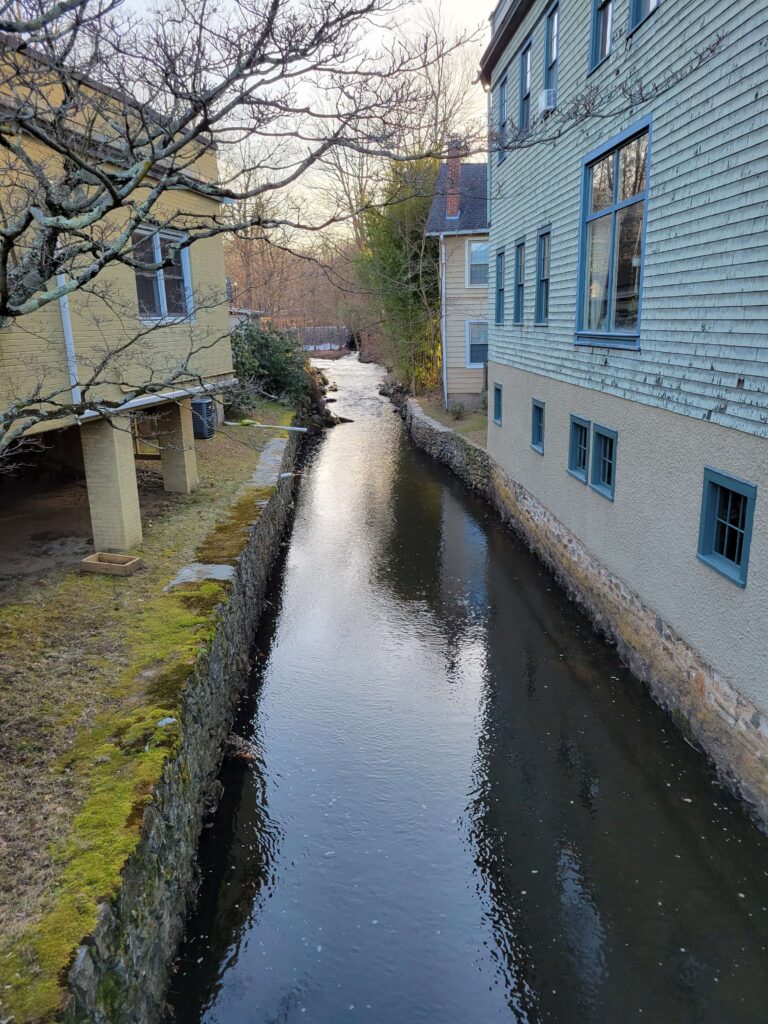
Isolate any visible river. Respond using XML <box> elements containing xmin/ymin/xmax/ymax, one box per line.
<box><xmin>167</xmin><ymin>356</ymin><xmax>768</xmax><ymax>1024</ymax></box>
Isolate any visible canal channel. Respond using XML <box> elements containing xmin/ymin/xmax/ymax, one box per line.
<box><xmin>167</xmin><ymin>357</ymin><xmax>768</xmax><ymax>1024</ymax></box>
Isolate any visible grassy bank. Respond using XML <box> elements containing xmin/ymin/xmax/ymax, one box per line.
<box><xmin>416</xmin><ymin>391</ymin><xmax>488</xmax><ymax>450</ymax></box>
<box><xmin>0</xmin><ymin>401</ymin><xmax>293</xmax><ymax>1023</ymax></box>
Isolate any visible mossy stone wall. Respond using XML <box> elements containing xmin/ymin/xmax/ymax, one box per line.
<box><xmin>63</xmin><ymin>432</ymin><xmax>300</xmax><ymax>1023</ymax></box>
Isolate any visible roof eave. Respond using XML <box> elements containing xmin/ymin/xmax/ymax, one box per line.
<box><xmin>479</xmin><ymin>0</ymin><xmax>536</xmax><ymax>85</ymax></box>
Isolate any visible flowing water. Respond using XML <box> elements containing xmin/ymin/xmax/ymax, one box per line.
<box><xmin>167</xmin><ymin>357</ymin><xmax>768</xmax><ymax>1024</ymax></box>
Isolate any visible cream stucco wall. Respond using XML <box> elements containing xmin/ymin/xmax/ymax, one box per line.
<box><xmin>442</xmin><ymin>234</ymin><xmax>490</xmax><ymax>401</ymax></box>
<box><xmin>487</xmin><ymin>361</ymin><xmax>768</xmax><ymax>712</ymax></box>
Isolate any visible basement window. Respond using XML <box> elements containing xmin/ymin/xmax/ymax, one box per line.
<box><xmin>133</xmin><ymin>228</ymin><xmax>193</xmax><ymax>321</ymax></box>
<box><xmin>531</xmin><ymin>399</ymin><xmax>545</xmax><ymax>453</ymax></box>
<box><xmin>568</xmin><ymin>415</ymin><xmax>590</xmax><ymax>482</ymax></box>
<box><xmin>697</xmin><ymin>467</ymin><xmax>757</xmax><ymax>587</ymax></box>
<box><xmin>493</xmin><ymin>384</ymin><xmax>503</xmax><ymax>426</ymax></box>
<box><xmin>590</xmin><ymin>423</ymin><xmax>617</xmax><ymax>500</ymax></box>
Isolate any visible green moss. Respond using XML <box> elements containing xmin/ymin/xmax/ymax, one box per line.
<box><xmin>0</xmin><ymin>409</ymin><xmax>293</xmax><ymax>1022</ymax></box>
<box><xmin>196</xmin><ymin>486</ymin><xmax>276</xmax><ymax>565</ymax></box>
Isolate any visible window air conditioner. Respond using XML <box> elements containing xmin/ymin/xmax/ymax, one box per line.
<box><xmin>539</xmin><ymin>89</ymin><xmax>557</xmax><ymax>115</ymax></box>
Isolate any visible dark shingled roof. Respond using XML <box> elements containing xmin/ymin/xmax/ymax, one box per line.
<box><xmin>425</xmin><ymin>162</ymin><xmax>488</xmax><ymax>235</ymax></box>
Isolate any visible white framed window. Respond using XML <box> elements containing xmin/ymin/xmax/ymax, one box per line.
<box><xmin>132</xmin><ymin>228</ymin><xmax>193</xmax><ymax>321</ymax></box>
<box><xmin>466</xmin><ymin>320</ymin><xmax>489</xmax><ymax>368</ymax></box>
<box><xmin>466</xmin><ymin>240</ymin><xmax>490</xmax><ymax>287</ymax></box>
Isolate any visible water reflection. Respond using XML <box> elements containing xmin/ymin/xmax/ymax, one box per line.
<box><xmin>168</xmin><ymin>358</ymin><xmax>768</xmax><ymax>1024</ymax></box>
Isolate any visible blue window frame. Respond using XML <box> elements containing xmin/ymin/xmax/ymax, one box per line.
<box><xmin>531</xmin><ymin>400</ymin><xmax>545</xmax><ymax>454</ymax></box>
<box><xmin>495</xmin><ymin>250</ymin><xmax>505</xmax><ymax>324</ymax></box>
<box><xmin>590</xmin><ymin>423</ymin><xmax>617</xmax><ymax>500</ymax></box>
<box><xmin>544</xmin><ymin>4</ymin><xmax>559</xmax><ymax>96</ymax></box>
<box><xmin>590</xmin><ymin>0</ymin><xmax>613</xmax><ymax>70</ymax></box>
<box><xmin>535</xmin><ymin>227</ymin><xmax>551</xmax><ymax>324</ymax></box>
<box><xmin>497</xmin><ymin>78</ymin><xmax>507</xmax><ymax>163</ymax></box>
<box><xmin>629</xmin><ymin>0</ymin><xmax>659</xmax><ymax>31</ymax></box>
<box><xmin>513</xmin><ymin>238</ymin><xmax>525</xmax><ymax>323</ymax></box>
<box><xmin>568</xmin><ymin>415</ymin><xmax>590</xmax><ymax>482</ymax></box>
<box><xmin>576</xmin><ymin>117</ymin><xmax>651</xmax><ymax>349</ymax></box>
<box><xmin>697</xmin><ymin>467</ymin><xmax>757</xmax><ymax>588</ymax></box>
<box><xmin>519</xmin><ymin>43</ymin><xmax>532</xmax><ymax>131</ymax></box>
<box><xmin>493</xmin><ymin>384</ymin><xmax>503</xmax><ymax>426</ymax></box>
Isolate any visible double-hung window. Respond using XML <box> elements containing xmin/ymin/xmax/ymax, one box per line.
<box><xmin>531</xmin><ymin>400</ymin><xmax>545</xmax><ymax>454</ymax></box>
<box><xmin>513</xmin><ymin>239</ymin><xmax>525</xmax><ymax>323</ymax></box>
<box><xmin>466</xmin><ymin>321</ymin><xmax>489</xmax><ymax>368</ymax></box>
<box><xmin>590</xmin><ymin>424</ymin><xmax>617</xmax><ymax>500</ymax></box>
<box><xmin>630</xmin><ymin>0</ymin><xmax>659</xmax><ymax>30</ymax></box>
<box><xmin>568</xmin><ymin>416</ymin><xmax>590</xmax><ymax>482</ymax></box>
<box><xmin>535</xmin><ymin>228</ymin><xmax>551</xmax><ymax>324</ymax></box>
<box><xmin>578</xmin><ymin>123</ymin><xmax>649</xmax><ymax>348</ymax></box>
<box><xmin>498</xmin><ymin>78</ymin><xmax>508</xmax><ymax>162</ymax></box>
<box><xmin>467</xmin><ymin>240</ymin><xmax>490</xmax><ymax>286</ymax></box>
<box><xmin>697</xmin><ymin>468</ymin><xmax>757</xmax><ymax>587</ymax></box>
<box><xmin>133</xmin><ymin>229</ymin><xmax>192</xmax><ymax>320</ymax></box>
<box><xmin>590</xmin><ymin>0</ymin><xmax>613</xmax><ymax>68</ymax></box>
<box><xmin>519</xmin><ymin>44</ymin><xmax>532</xmax><ymax>131</ymax></box>
<box><xmin>544</xmin><ymin>4</ymin><xmax>559</xmax><ymax>96</ymax></box>
<box><xmin>495</xmin><ymin>251</ymin><xmax>506</xmax><ymax>324</ymax></box>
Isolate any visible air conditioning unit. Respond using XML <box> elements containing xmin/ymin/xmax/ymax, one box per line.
<box><xmin>539</xmin><ymin>89</ymin><xmax>557</xmax><ymax>115</ymax></box>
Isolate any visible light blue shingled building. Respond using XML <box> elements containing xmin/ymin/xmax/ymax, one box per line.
<box><xmin>480</xmin><ymin>0</ymin><xmax>768</xmax><ymax>821</ymax></box>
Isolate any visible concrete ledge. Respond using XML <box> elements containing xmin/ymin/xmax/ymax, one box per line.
<box><xmin>401</xmin><ymin>396</ymin><xmax>768</xmax><ymax>833</ymax></box>
<box><xmin>63</xmin><ymin>430</ymin><xmax>301</xmax><ymax>1023</ymax></box>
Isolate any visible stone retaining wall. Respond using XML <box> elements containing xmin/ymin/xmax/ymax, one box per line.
<box><xmin>401</xmin><ymin>397</ymin><xmax>768</xmax><ymax>832</ymax></box>
<box><xmin>64</xmin><ymin>432</ymin><xmax>301</xmax><ymax>1023</ymax></box>
<box><xmin>402</xmin><ymin>400</ymin><xmax>491</xmax><ymax>494</ymax></box>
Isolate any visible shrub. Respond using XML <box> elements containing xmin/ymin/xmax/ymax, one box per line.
<box><xmin>228</xmin><ymin>324</ymin><xmax>312</xmax><ymax>414</ymax></box>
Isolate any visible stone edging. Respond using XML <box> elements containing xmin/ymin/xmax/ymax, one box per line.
<box><xmin>64</xmin><ymin>431</ymin><xmax>301</xmax><ymax>1023</ymax></box>
<box><xmin>400</xmin><ymin>396</ymin><xmax>768</xmax><ymax>833</ymax></box>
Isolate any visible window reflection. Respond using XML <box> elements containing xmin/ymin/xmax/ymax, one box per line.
<box><xmin>590</xmin><ymin>154</ymin><xmax>614</xmax><ymax>213</ymax></box>
<box><xmin>582</xmin><ymin>129</ymin><xmax>648</xmax><ymax>338</ymax></box>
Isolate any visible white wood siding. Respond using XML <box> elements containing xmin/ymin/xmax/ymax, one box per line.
<box><xmin>487</xmin><ymin>0</ymin><xmax>768</xmax><ymax>436</ymax></box>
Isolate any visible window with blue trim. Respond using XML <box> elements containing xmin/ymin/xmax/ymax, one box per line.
<box><xmin>544</xmin><ymin>4</ymin><xmax>559</xmax><ymax>96</ymax></box>
<box><xmin>697</xmin><ymin>468</ymin><xmax>757</xmax><ymax>587</ymax></box>
<box><xmin>590</xmin><ymin>424</ymin><xmax>617</xmax><ymax>500</ymax></box>
<box><xmin>568</xmin><ymin>416</ymin><xmax>590</xmax><ymax>482</ymax></box>
<box><xmin>578</xmin><ymin>126</ymin><xmax>649</xmax><ymax>347</ymax></box>
<box><xmin>495</xmin><ymin>250</ymin><xmax>505</xmax><ymax>324</ymax></box>
<box><xmin>531</xmin><ymin>400</ymin><xmax>545</xmax><ymax>453</ymax></box>
<box><xmin>513</xmin><ymin>239</ymin><xmax>525</xmax><ymax>323</ymax></box>
<box><xmin>630</xmin><ymin>0</ymin><xmax>659</xmax><ymax>30</ymax></box>
<box><xmin>535</xmin><ymin>228</ymin><xmax>551</xmax><ymax>323</ymax></box>
<box><xmin>497</xmin><ymin>78</ymin><xmax>507</xmax><ymax>162</ymax></box>
<box><xmin>590</xmin><ymin>0</ymin><xmax>612</xmax><ymax>69</ymax></box>
<box><xmin>493</xmin><ymin>384</ymin><xmax>503</xmax><ymax>425</ymax></box>
<box><xmin>519</xmin><ymin>44</ymin><xmax>532</xmax><ymax>131</ymax></box>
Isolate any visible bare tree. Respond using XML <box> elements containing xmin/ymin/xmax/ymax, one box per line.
<box><xmin>0</xmin><ymin>0</ymin><xmax>471</xmax><ymax>460</ymax></box>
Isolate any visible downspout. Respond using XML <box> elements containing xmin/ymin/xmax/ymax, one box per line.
<box><xmin>56</xmin><ymin>273</ymin><xmax>81</xmax><ymax>405</ymax></box>
<box><xmin>440</xmin><ymin>234</ymin><xmax>448</xmax><ymax>409</ymax></box>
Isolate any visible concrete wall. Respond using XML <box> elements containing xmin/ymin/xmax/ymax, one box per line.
<box><xmin>487</xmin><ymin>361</ymin><xmax>768</xmax><ymax>711</ymax></box>
<box><xmin>443</xmin><ymin>233</ymin><xmax>490</xmax><ymax>402</ymax></box>
<box><xmin>486</xmin><ymin>0</ymin><xmax>768</xmax><ymax>436</ymax></box>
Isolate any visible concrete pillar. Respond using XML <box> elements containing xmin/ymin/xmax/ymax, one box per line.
<box><xmin>80</xmin><ymin>416</ymin><xmax>143</xmax><ymax>552</ymax></box>
<box><xmin>158</xmin><ymin>398</ymin><xmax>199</xmax><ymax>494</ymax></box>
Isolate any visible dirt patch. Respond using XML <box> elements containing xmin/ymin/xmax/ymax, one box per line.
<box><xmin>0</xmin><ymin>463</ymin><xmax>178</xmax><ymax>599</ymax></box>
